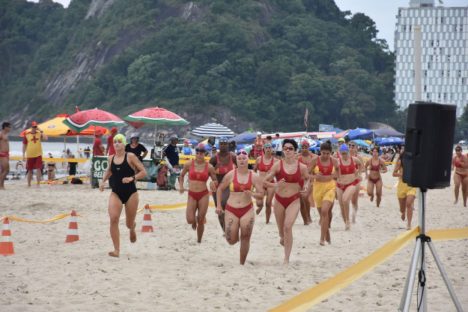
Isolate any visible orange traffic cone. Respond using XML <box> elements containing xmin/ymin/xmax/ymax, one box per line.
<box><xmin>0</xmin><ymin>217</ymin><xmax>14</xmax><ymax>256</ymax></box>
<box><xmin>65</xmin><ymin>210</ymin><xmax>79</xmax><ymax>243</ymax></box>
<box><xmin>141</xmin><ymin>205</ymin><xmax>154</xmax><ymax>232</ymax></box>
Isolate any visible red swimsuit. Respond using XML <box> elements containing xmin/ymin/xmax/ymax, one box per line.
<box><xmin>454</xmin><ymin>156</ymin><xmax>467</xmax><ymax>179</ymax></box>
<box><xmin>215</xmin><ymin>154</ymin><xmax>234</xmax><ymax>175</ymax></box>
<box><xmin>188</xmin><ymin>160</ymin><xmax>210</xmax><ymax>201</ymax></box>
<box><xmin>257</xmin><ymin>156</ymin><xmax>274</xmax><ymax>172</ymax></box>
<box><xmin>368</xmin><ymin>159</ymin><xmax>381</xmax><ymax>184</ymax></box>
<box><xmin>225</xmin><ymin>170</ymin><xmax>253</xmax><ymax>218</ymax></box>
<box><xmin>274</xmin><ymin>160</ymin><xmax>303</xmax><ymax>208</ymax></box>
<box><xmin>316</xmin><ymin>157</ymin><xmax>333</xmax><ymax>176</ymax></box>
<box><xmin>337</xmin><ymin>157</ymin><xmax>359</xmax><ymax>191</ymax></box>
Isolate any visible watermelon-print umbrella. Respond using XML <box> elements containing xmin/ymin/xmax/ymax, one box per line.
<box><xmin>124</xmin><ymin>107</ymin><xmax>189</xmax><ymax>128</ymax></box>
<box><xmin>63</xmin><ymin>108</ymin><xmax>125</xmax><ymax>132</ymax></box>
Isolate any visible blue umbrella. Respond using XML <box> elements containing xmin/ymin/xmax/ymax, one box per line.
<box><xmin>347</xmin><ymin>128</ymin><xmax>374</xmax><ymax>140</ymax></box>
<box><xmin>353</xmin><ymin>139</ymin><xmax>371</xmax><ymax>148</ymax></box>
<box><xmin>376</xmin><ymin>137</ymin><xmax>404</xmax><ymax>146</ymax></box>
<box><xmin>231</xmin><ymin>131</ymin><xmax>256</xmax><ymax>144</ymax></box>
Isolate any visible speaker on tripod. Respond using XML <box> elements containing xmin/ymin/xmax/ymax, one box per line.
<box><xmin>402</xmin><ymin>101</ymin><xmax>456</xmax><ymax>190</ymax></box>
<box><xmin>399</xmin><ymin>102</ymin><xmax>463</xmax><ymax>311</ymax></box>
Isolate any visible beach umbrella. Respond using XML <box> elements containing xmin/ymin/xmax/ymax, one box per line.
<box><xmin>21</xmin><ymin>114</ymin><xmax>109</xmax><ymax>137</ymax></box>
<box><xmin>63</xmin><ymin>108</ymin><xmax>125</xmax><ymax>132</ymax></box>
<box><xmin>231</xmin><ymin>131</ymin><xmax>256</xmax><ymax>144</ymax></box>
<box><xmin>352</xmin><ymin>139</ymin><xmax>371</xmax><ymax>148</ymax></box>
<box><xmin>124</xmin><ymin>106</ymin><xmax>190</xmax><ymax>145</ymax></box>
<box><xmin>124</xmin><ymin>107</ymin><xmax>189</xmax><ymax>128</ymax></box>
<box><xmin>191</xmin><ymin>123</ymin><xmax>235</xmax><ymax>138</ymax></box>
<box><xmin>347</xmin><ymin>128</ymin><xmax>374</xmax><ymax>140</ymax></box>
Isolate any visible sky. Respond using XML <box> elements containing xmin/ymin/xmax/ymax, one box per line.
<box><xmin>30</xmin><ymin>0</ymin><xmax>468</xmax><ymax>50</ymax></box>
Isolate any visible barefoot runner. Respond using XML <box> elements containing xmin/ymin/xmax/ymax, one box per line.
<box><xmin>100</xmin><ymin>134</ymin><xmax>147</xmax><ymax>257</ymax></box>
<box><xmin>263</xmin><ymin>139</ymin><xmax>310</xmax><ymax>264</ymax></box>
<box><xmin>179</xmin><ymin>143</ymin><xmax>218</xmax><ymax>243</ymax></box>
<box><xmin>310</xmin><ymin>142</ymin><xmax>336</xmax><ymax>245</ymax></box>
<box><xmin>452</xmin><ymin>145</ymin><xmax>468</xmax><ymax>207</ymax></box>
<box><xmin>348</xmin><ymin>141</ymin><xmax>364</xmax><ymax>223</ymax></box>
<box><xmin>254</xmin><ymin>142</ymin><xmax>276</xmax><ymax>223</ymax></box>
<box><xmin>393</xmin><ymin>148</ymin><xmax>416</xmax><ymax>230</ymax></box>
<box><xmin>210</xmin><ymin>137</ymin><xmax>237</xmax><ymax>231</ymax></box>
<box><xmin>298</xmin><ymin>140</ymin><xmax>316</xmax><ymax>225</ymax></box>
<box><xmin>216</xmin><ymin>150</ymin><xmax>264</xmax><ymax>265</ymax></box>
<box><xmin>365</xmin><ymin>146</ymin><xmax>387</xmax><ymax>207</ymax></box>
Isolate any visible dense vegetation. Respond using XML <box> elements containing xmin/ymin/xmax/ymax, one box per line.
<box><xmin>1</xmin><ymin>0</ymin><xmax>405</xmax><ymax>132</ymax></box>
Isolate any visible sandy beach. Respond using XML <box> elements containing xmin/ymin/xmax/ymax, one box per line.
<box><xmin>1</xmin><ymin>169</ymin><xmax>467</xmax><ymax>311</ymax></box>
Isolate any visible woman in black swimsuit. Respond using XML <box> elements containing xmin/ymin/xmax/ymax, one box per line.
<box><xmin>100</xmin><ymin>134</ymin><xmax>146</xmax><ymax>257</ymax></box>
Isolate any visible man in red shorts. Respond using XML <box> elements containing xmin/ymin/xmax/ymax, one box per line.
<box><xmin>0</xmin><ymin>122</ymin><xmax>11</xmax><ymax>189</ymax></box>
<box><xmin>22</xmin><ymin>121</ymin><xmax>47</xmax><ymax>186</ymax></box>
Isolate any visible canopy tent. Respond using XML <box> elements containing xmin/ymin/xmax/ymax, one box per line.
<box><xmin>375</xmin><ymin>137</ymin><xmax>405</xmax><ymax>146</ymax></box>
<box><xmin>373</xmin><ymin>128</ymin><xmax>405</xmax><ymax>137</ymax></box>
<box><xmin>231</xmin><ymin>131</ymin><xmax>256</xmax><ymax>144</ymax></box>
<box><xmin>347</xmin><ymin>128</ymin><xmax>374</xmax><ymax>140</ymax></box>
<box><xmin>191</xmin><ymin>123</ymin><xmax>235</xmax><ymax>138</ymax></box>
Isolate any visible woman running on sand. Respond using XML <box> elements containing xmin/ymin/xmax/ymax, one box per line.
<box><xmin>216</xmin><ymin>150</ymin><xmax>264</xmax><ymax>265</ymax></box>
<box><xmin>348</xmin><ymin>141</ymin><xmax>364</xmax><ymax>223</ymax></box>
<box><xmin>365</xmin><ymin>146</ymin><xmax>387</xmax><ymax>207</ymax></box>
<box><xmin>392</xmin><ymin>147</ymin><xmax>416</xmax><ymax>230</ymax></box>
<box><xmin>310</xmin><ymin>142</ymin><xmax>336</xmax><ymax>246</ymax></box>
<box><xmin>100</xmin><ymin>134</ymin><xmax>147</xmax><ymax>257</ymax></box>
<box><xmin>298</xmin><ymin>140</ymin><xmax>316</xmax><ymax>225</ymax></box>
<box><xmin>334</xmin><ymin>144</ymin><xmax>361</xmax><ymax>231</ymax></box>
<box><xmin>254</xmin><ymin>142</ymin><xmax>276</xmax><ymax>223</ymax></box>
<box><xmin>452</xmin><ymin>145</ymin><xmax>468</xmax><ymax>207</ymax></box>
<box><xmin>179</xmin><ymin>143</ymin><xmax>218</xmax><ymax>243</ymax></box>
<box><xmin>263</xmin><ymin>139</ymin><xmax>310</xmax><ymax>264</ymax></box>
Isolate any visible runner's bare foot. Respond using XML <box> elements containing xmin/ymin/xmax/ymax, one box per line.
<box><xmin>130</xmin><ymin>223</ymin><xmax>137</xmax><ymax>243</ymax></box>
<box><xmin>345</xmin><ymin>222</ymin><xmax>351</xmax><ymax>231</ymax></box>
<box><xmin>256</xmin><ymin>207</ymin><xmax>262</xmax><ymax>215</ymax></box>
<box><xmin>320</xmin><ymin>240</ymin><xmax>325</xmax><ymax>246</ymax></box>
<box><xmin>108</xmin><ymin>250</ymin><xmax>119</xmax><ymax>257</ymax></box>
<box><xmin>280</xmin><ymin>237</ymin><xmax>284</xmax><ymax>246</ymax></box>
<box><xmin>370</xmin><ymin>195</ymin><xmax>374</xmax><ymax>202</ymax></box>
<box><xmin>192</xmin><ymin>222</ymin><xmax>197</xmax><ymax>230</ymax></box>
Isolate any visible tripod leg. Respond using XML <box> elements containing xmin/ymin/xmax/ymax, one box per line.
<box><xmin>427</xmin><ymin>241</ymin><xmax>464</xmax><ymax>312</ymax></box>
<box><xmin>399</xmin><ymin>239</ymin><xmax>422</xmax><ymax>312</ymax></box>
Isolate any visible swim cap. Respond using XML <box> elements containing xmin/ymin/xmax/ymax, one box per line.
<box><xmin>339</xmin><ymin>143</ymin><xmax>349</xmax><ymax>153</ymax></box>
<box><xmin>113</xmin><ymin>134</ymin><xmax>127</xmax><ymax>145</ymax></box>
<box><xmin>219</xmin><ymin>137</ymin><xmax>229</xmax><ymax>143</ymax></box>
<box><xmin>338</xmin><ymin>138</ymin><xmax>345</xmax><ymax>143</ymax></box>
<box><xmin>301</xmin><ymin>140</ymin><xmax>310</xmax><ymax>146</ymax></box>
<box><xmin>264</xmin><ymin>142</ymin><xmax>272</xmax><ymax>148</ymax></box>
<box><xmin>195</xmin><ymin>143</ymin><xmax>206</xmax><ymax>152</ymax></box>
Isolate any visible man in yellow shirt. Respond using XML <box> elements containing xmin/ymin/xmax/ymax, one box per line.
<box><xmin>22</xmin><ymin>121</ymin><xmax>47</xmax><ymax>186</ymax></box>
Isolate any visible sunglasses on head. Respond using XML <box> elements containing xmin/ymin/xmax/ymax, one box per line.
<box><xmin>283</xmin><ymin>146</ymin><xmax>294</xmax><ymax>151</ymax></box>
<box><xmin>349</xmin><ymin>144</ymin><xmax>356</xmax><ymax>147</ymax></box>
<box><xmin>195</xmin><ymin>149</ymin><xmax>205</xmax><ymax>153</ymax></box>
<box><xmin>114</xmin><ymin>139</ymin><xmax>124</xmax><ymax>143</ymax></box>
<box><xmin>237</xmin><ymin>150</ymin><xmax>248</xmax><ymax>156</ymax></box>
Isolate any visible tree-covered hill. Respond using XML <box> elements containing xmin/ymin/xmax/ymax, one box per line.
<box><xmin>0</xmin><ymin>0</ymin><xmax>398</xmax><ymax>133</ymax></box>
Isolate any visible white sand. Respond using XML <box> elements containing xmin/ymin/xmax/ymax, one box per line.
<box><xmin>0</xmin><ymin>170</ymin><xmax>467</xmax><ymax>311</ymax></box>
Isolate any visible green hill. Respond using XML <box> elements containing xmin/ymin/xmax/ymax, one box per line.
<box><xmin>0</xmin><ymin>0</ymin><xmax>399</xmax><ymax>132</ymax></box>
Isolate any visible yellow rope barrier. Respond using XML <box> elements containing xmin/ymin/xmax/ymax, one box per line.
<box><xmin>270</xmin><ymin>227</ymin><xmax>468</xmax><ymax>312</ymax></box>
<box><xmin>0</xmin><ymin>213</ymin><xmax>78</xmax><ymax>224</ymax></box>
<box><xmin>9</xmin><ymin>156</ymin><xmax>88</xmax><ymax>163</ymax></box>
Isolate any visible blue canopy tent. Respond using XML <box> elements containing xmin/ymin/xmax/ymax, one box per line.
<box><xmin>231</xmin><ymin>131</ymin><xmax>256</xmax><ymax>144</ymax></box>
<box><xmin>347</xmin><ymin>128</ymin><xmax>374</xmax><ymax>140</ymax></box>
<box><xmin>375</xmin><ymin>137</ymin><xmax>405</xmax><ymax>146</ymax></box>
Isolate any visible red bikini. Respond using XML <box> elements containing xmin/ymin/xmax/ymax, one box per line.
<box><xmin>368</xmin><ymin>159</ymin><xmax>381</xmax><ymax>184</ymax></box>
<box><xmin>225</xmin><ymin>170</ymin><xmax>254</xmax><ymax>218</ymax></box>
<box><xmin>316</xmin><ymin>157</ymin><xmax>333</xmax><ymax>176</ymax></box>
<box><xmin>337</xmin><ymin>157</ymin><xmax>359</xmax><ymax>191</ymax></box>
<box><xmin>257</xmin><ymin>156</ymin><xmax>274</xmax><ymax>172</ymax></box>
<box><xmin>188</xmin><ymin>160</ymin><xmax>210</xmax><ymax>201</ymax></box>
<box><xmin>275</xmin><ymin>160</ymin><xmax>302</xmax><ymax>209</ymax></box>
<box><xmin>215</xmin><ymin>154</ymin><xmax>234</xmax><ymax>175</ymax></box>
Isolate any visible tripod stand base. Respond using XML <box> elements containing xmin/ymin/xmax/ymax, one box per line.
<box><xmin>399</xmin><ymin>233</ymin><xmax>463</xmax><ymax>312</ymax></box>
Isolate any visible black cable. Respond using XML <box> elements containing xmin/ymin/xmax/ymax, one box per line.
<box><xmin>417</xmin><ymin>269</ymin><xmax>426</xmax><ymax>310</ymax></box>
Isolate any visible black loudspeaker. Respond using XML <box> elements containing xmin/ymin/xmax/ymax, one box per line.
<box><xmin>402</xmin><ymin>102</ymin><xmax>456</xmax><ymax>189</ymax></box>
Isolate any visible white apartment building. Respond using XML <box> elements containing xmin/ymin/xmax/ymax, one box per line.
<box><xmin>394</xmin><ymin>0</ymin><xmax>468</xmax><ymax>115</ymax></box>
